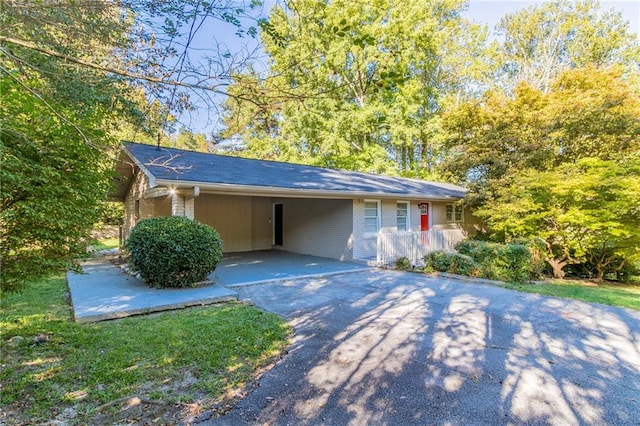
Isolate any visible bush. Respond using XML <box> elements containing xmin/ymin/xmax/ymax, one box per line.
<box><xmin>395</xmin><ymin>256</ymin><xmax>412</xmax><ymax>270</ymax></box>
<box><xmin>455</xmin><ymin>239</ymin><xmax>533</xmax><ymax>283</ymax></box>
<box><xmin>423</xmin><ymin>251</ymin><xmax>452</xmax><ymax>272</ymax></box>
<box><xmin>124</xmin><ymin>217</ymin><xmax>223</xmax><ymax>288</ymax></box>
<box><xmin>510</xmin><ymin>238</ymin><xmax>548</xmax><ymax>279</ymax></box>
<box><xmin>448</xmin><ymin>253</ymin><xmax>478</xmax><ymax>276</ymax></box>
<box><xmin>423</xmin><ymin>251</ymin><xmax>478</xmax><ymax>276</ymax></box>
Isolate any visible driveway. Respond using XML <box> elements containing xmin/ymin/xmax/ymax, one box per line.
<box><xmin>203</xmin><ymin>270</ymin><xmax>640</xmax><ymax>425</ymax></box>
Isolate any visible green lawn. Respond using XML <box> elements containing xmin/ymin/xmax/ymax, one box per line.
<box><xmin>506</xmin><ymin>280</ymin><xmax>640</xmax><ymax>311</ymax></box>
<box><xmin>92</xmin><ymin>237</ymin><xmax>120</xmax><ymax>250</ymax></box>
<box><xmin>1</xmin><ymin>276</ymin><xmax>291</xmax><ymax>424</ymax></box>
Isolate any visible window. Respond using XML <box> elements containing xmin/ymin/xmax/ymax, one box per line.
<box><xmin>446</xmin><ymin>204</ymin><xmax>463</xmax><ymax>222</ymax></box>
<box><xmin>364</xmin><ymin>200</ymin><xmax>380</xmax><ymax>233</ymax></box>
<box><xmin>397</xmin><ymin>202</ymin><xmax>409</xmax><ymax>231</ymax></box>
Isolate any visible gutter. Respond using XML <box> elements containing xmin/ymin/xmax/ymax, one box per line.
<box><xmin>153</xmin><ymin>178</ymin><xmax>466</xmax><ymax>201</ymax></box>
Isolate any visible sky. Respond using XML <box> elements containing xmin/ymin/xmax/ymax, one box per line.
<box><xmin>463</xmin><ymin>0</ymin><xmax>639</xmax><ymax>34</ymax></box>
<box><xmin>181</xmin><ymin>0</ymin><xmax>640</xmax><ymax>136</ymax></box>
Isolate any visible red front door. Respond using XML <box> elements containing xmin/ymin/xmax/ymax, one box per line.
<box><xmin>420</xmin><ymin>203</ymin><xmax>429</xmax><ymax>231</ymax></box>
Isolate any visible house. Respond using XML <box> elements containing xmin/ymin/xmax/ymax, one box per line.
<box><xmin>113</xmin><ymin>142</ymin><xmax>479</xmax><ymax>265</ymax></box>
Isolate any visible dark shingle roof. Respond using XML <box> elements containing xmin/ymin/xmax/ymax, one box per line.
<box><xmin>123</xmin><ymin>142</ymin><xmax>466</xmax><ymax>199</ymax></box>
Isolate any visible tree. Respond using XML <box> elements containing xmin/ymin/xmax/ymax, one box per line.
<box><xmin>0</xmin><ymin>3</ymin><xmax>135</xmax><ymax>292</ymax></box>
<box><xmin>443</xmin><ymin>67</ymin><xmax>640</xmax><ymax>205</ymax></box>
<box><xmin>474</xmin><ymin>158</ymin><xmax>640</xmax><ymax>280</ymax></box>
<box><xmin>496</xmin><ymin>0</ymin><xmax>640</xmax><ymax>92</ymax></box>
<box><xmin>220</xmin><ymin>0</ymin><xmax>491</xmax><ymax>175</ymax></box>
<box><xmin>0</xmin><ymin>1</ymin><xmax>261</xmax><ymax>291</ymax></box>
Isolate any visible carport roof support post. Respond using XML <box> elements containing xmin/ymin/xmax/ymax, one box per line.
<box><xmin>170</xmin><ymin>187</ymin><xmax>199</xmax><ymax>219</ymax></box>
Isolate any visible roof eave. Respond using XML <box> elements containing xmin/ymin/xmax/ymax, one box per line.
<box><xmin>122</xmin><ymin>144</ymin><xmax>158</xmax><ymax>188</ymax></box>
<box><xmin>154</xmin><ymin>178</ymin><xmax>466</xmax><ymax>201</ymax></box>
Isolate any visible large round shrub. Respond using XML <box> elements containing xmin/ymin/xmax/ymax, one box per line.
<box><xmin>124</xmin><ymin>216</ymin><xmax>223</xmax><ymax>288</ymax></box>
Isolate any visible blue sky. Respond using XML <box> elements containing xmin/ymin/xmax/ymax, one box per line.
<box><xmin>464</xmin><ymin>0</ymin><xmax>639</xmax><ymax>34</ymax></box>
<box><xmin>181</xmin><ymin>0</ymin><xmax>640</xmax><ymax>136</ymax></box>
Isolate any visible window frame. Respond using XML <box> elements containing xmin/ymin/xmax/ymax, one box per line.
<box><xmin>446</xmin><ymin>203</ymin><xmax>464</xmax><ymax>223</ymax></box>
<box><xmin>396</xmin><ymin>201</ymin><xmax>410</xmax><ymax>232</ymax></box>
<box><xmin>363</xmin><ymin>199</ymin><xmax>381</xmax><ymax>234</ymax></box>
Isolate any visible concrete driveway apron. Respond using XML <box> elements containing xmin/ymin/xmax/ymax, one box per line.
<box><xmin>204</xmin><ymin>270</ymin><xmax>640</xmax><ymax>425</ymax></box>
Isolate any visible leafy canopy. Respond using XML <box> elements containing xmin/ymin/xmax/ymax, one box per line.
<box><xmin>0</xmin><ymin>3</ymin><xmax>134</xmax><ymax>292</ymax></box>
<box><xmin>220</xmin><ymin>0</ymin><xmax>491</xmax><ymax>176</ymax></box>
<box><xmin>0</xmin><ymin>1</ymin><xmax>262</xmax><ymax>291</ymax></box>
<box><xmin>474</xmin><ymin>158</ymin><xmax>640</xmax><ymax>280</ymax></box>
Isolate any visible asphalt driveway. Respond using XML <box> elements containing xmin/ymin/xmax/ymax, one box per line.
<box><xmin>203</xmin><ymin>270</ymin><xmax>640</xmax><ymax>425</ymax></box>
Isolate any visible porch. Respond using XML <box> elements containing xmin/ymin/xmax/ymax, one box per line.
<box><xmin>355</xmin><ymin>229</ymin><xmax>466</xmax><ymax>267</ymax></box>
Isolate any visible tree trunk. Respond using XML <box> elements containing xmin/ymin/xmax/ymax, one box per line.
<box><xmin>546</xmin><ymin>258</ymin><xmax>567</xmax><ymax>279</ymax></box>
<box><xmin>594</xmin><ymin>264</ymin><xmax>605</xmax><ymax>283</ymax></box>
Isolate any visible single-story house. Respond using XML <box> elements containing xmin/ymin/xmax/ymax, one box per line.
<box><xmin>113</xmin><ymin>142</ymin><xmax>479</xmax><ymax>265</ymax></box>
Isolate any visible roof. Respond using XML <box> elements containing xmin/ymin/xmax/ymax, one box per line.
<box><xmin>114</xmin><ymin>142</ymin><xmax>467</xmax><ymax>200</ymax></box>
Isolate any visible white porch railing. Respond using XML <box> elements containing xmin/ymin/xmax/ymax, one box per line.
<box><xmin>375</xmin><ymin>229</ymin><xmax>466</xmax><ymax>267</ymax></box>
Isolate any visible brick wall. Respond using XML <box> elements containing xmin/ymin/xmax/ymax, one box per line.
<box><xmin>277</xmin><ymin>198</ymin><xmax>354</xmax><ymax>261</ymax></box>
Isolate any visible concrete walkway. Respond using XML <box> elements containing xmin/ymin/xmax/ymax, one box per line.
<box><xmin>67</xmin><ymin>251</ymin><xmax>372</xmax><ymax>323</ymax></box>
<box><xmin>67</xmin><ymin>260</ymin><xmax>238</xmax><ymax>323</ymax></box>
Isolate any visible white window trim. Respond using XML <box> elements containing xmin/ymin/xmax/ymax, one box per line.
<box><xmin>396</xmin><ymin>201</ymin><xmax>410</xmax><ymax>232</ymax></box>
<box><xmin>446</xmin><ymin>203</ymin><xmax>464</xmax><ymax>223</ymax></box>
<box><xmin>364</xmin><ymin>199</ymin><xmax>381</xmax><ymax>235</ymax></box>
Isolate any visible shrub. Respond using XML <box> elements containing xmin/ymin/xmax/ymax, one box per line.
<box><xmin>510</xmin><ymin>237</ymin><xmax>547</xmax><ymax>279</ymax></box>
<box><xmin>455</xmin><ymin>239</ymin><xmax>533</xmax><ymax>283</ymax></box>
<box><xmin>448</xmin><ymin>253</ymin><xmax>478</xmax><ymax>276</ymax></box>
<box><xmin>395</xmin><ymin>256</ymin><xmax>412</xmax><ymax>270</ymax></box>
<box><xmin>423</xmin><ymin>251</ymin><xmax>478</xmax><ymax>276</ymax></box>
<box><xmin>423</xmin><ymin>251</ymin><xmax>452</xmax><ymax>272</ymax></box>
<box><xmin>124</xmin><ymin>217</ymin><xmax>223</xmax><ymax>288</ymax></box>
<box><xmin>503</xmin><ymin>243</ymin><xmax>532</xmax><ymax>283</ymax></box>
<box><xmin>99</xmin><ymin>201</ymin><xmax>124</xmax><ymax>225</ymax></box>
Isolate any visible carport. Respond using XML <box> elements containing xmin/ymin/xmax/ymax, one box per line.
<box><xmin>67</xmin><ymin>250</ymin><xmax>373</xmax><ymax>323</ymax></box>
<box><xmin>213</xmin><ymin>250</ymin><xmax>373</xmax><ymax>287</ymax></box>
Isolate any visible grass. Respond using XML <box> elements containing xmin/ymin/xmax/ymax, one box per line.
<box><xmin>506</xmin><ymin>279</ymin><xmax>640</xmax><ymax>311</ymax></box>
<box><xmin>1</xmin><ymin>275</ymin><xmax>291</xmax><ymax>424</ymax></box>
<box><xmin>92</xmin><ymin>237</ymin><xmax>119</xmax><ymax>250</ymax></box>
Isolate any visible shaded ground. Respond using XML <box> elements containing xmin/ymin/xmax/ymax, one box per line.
<box><xmin>202</xmin><ymin>270</ymin><xmax>640</xmax><ymax>425</ymax></box>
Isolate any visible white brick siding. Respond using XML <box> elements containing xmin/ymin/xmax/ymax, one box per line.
<box><xmin>123</xmin><ymin>171</ymin><xmax>154</xmax><ymax>238</ymax></box>
<box><xmin>277</xmin><ymin>198</ymin><xmax>353</xmax><ymax>261</ymax></box>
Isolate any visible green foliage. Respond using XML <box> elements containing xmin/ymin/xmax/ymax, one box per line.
<box><xmin>510</xmin><ymin>238</ymin><xmax>548</xmax><ymax>279</ymax></box>
<box><xmin>423</xmin><ymin>251</ymin><xmax>451</xmax><ymax>273</ymax></box>
<box><xmin>124</xmin><ymin>217</ymin><xmax>223</xmax><ymax>288</ymax></box>
<box><xmin>444</xmin><ymin>67</ymin><xmax>640</xmax><ymax>205</ymax></box>
<box><xmin>1</xmin><ymin>275</ymin><xmax>291</xmax><ymax>424</ymax></box>
<box><xmin>394</xmin><ymin>256</ymin><xmax>412</xmax><ymax>271</ymax></box>
<box><xmin>423</xmin><ymin>251</ymin><xmax>478</xmax><ymax>277</ymax></box>
<box><xmin>474</xmin><ymin>158</ymin><xmax>640</xmax><ymax>280</ymax></box>
<box><xmin>454</xmin><ymin>240</ymin><xmax>533</xmax><ymax>283</ymax></box>
<box><xmin>0</xmin><ymin>3</ymin><xmax>140</xmax><ymax>292</ymax></box>
<box><xmin>497</xmin><ymin>0</ymin><xmax>640</xmax><ymax>92</ymax></box>
<box><xmin>221</xmin><ymin>0</ymin><xmax>491</xmax><ymax>176</ymax></box>
<box><xmin>0</xmin><ymin>79</ymin><xmax>119</xmax><ymax>293</ymax></box>
<box><xmin>566</xmin><ymin>249</ymin><xmax>640</xmax><ymax>283</ymax></box>
<box><xmin>98</xmin><ymin>202</ymin><xmax>124</xmax><ymax>225</ymax></box>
